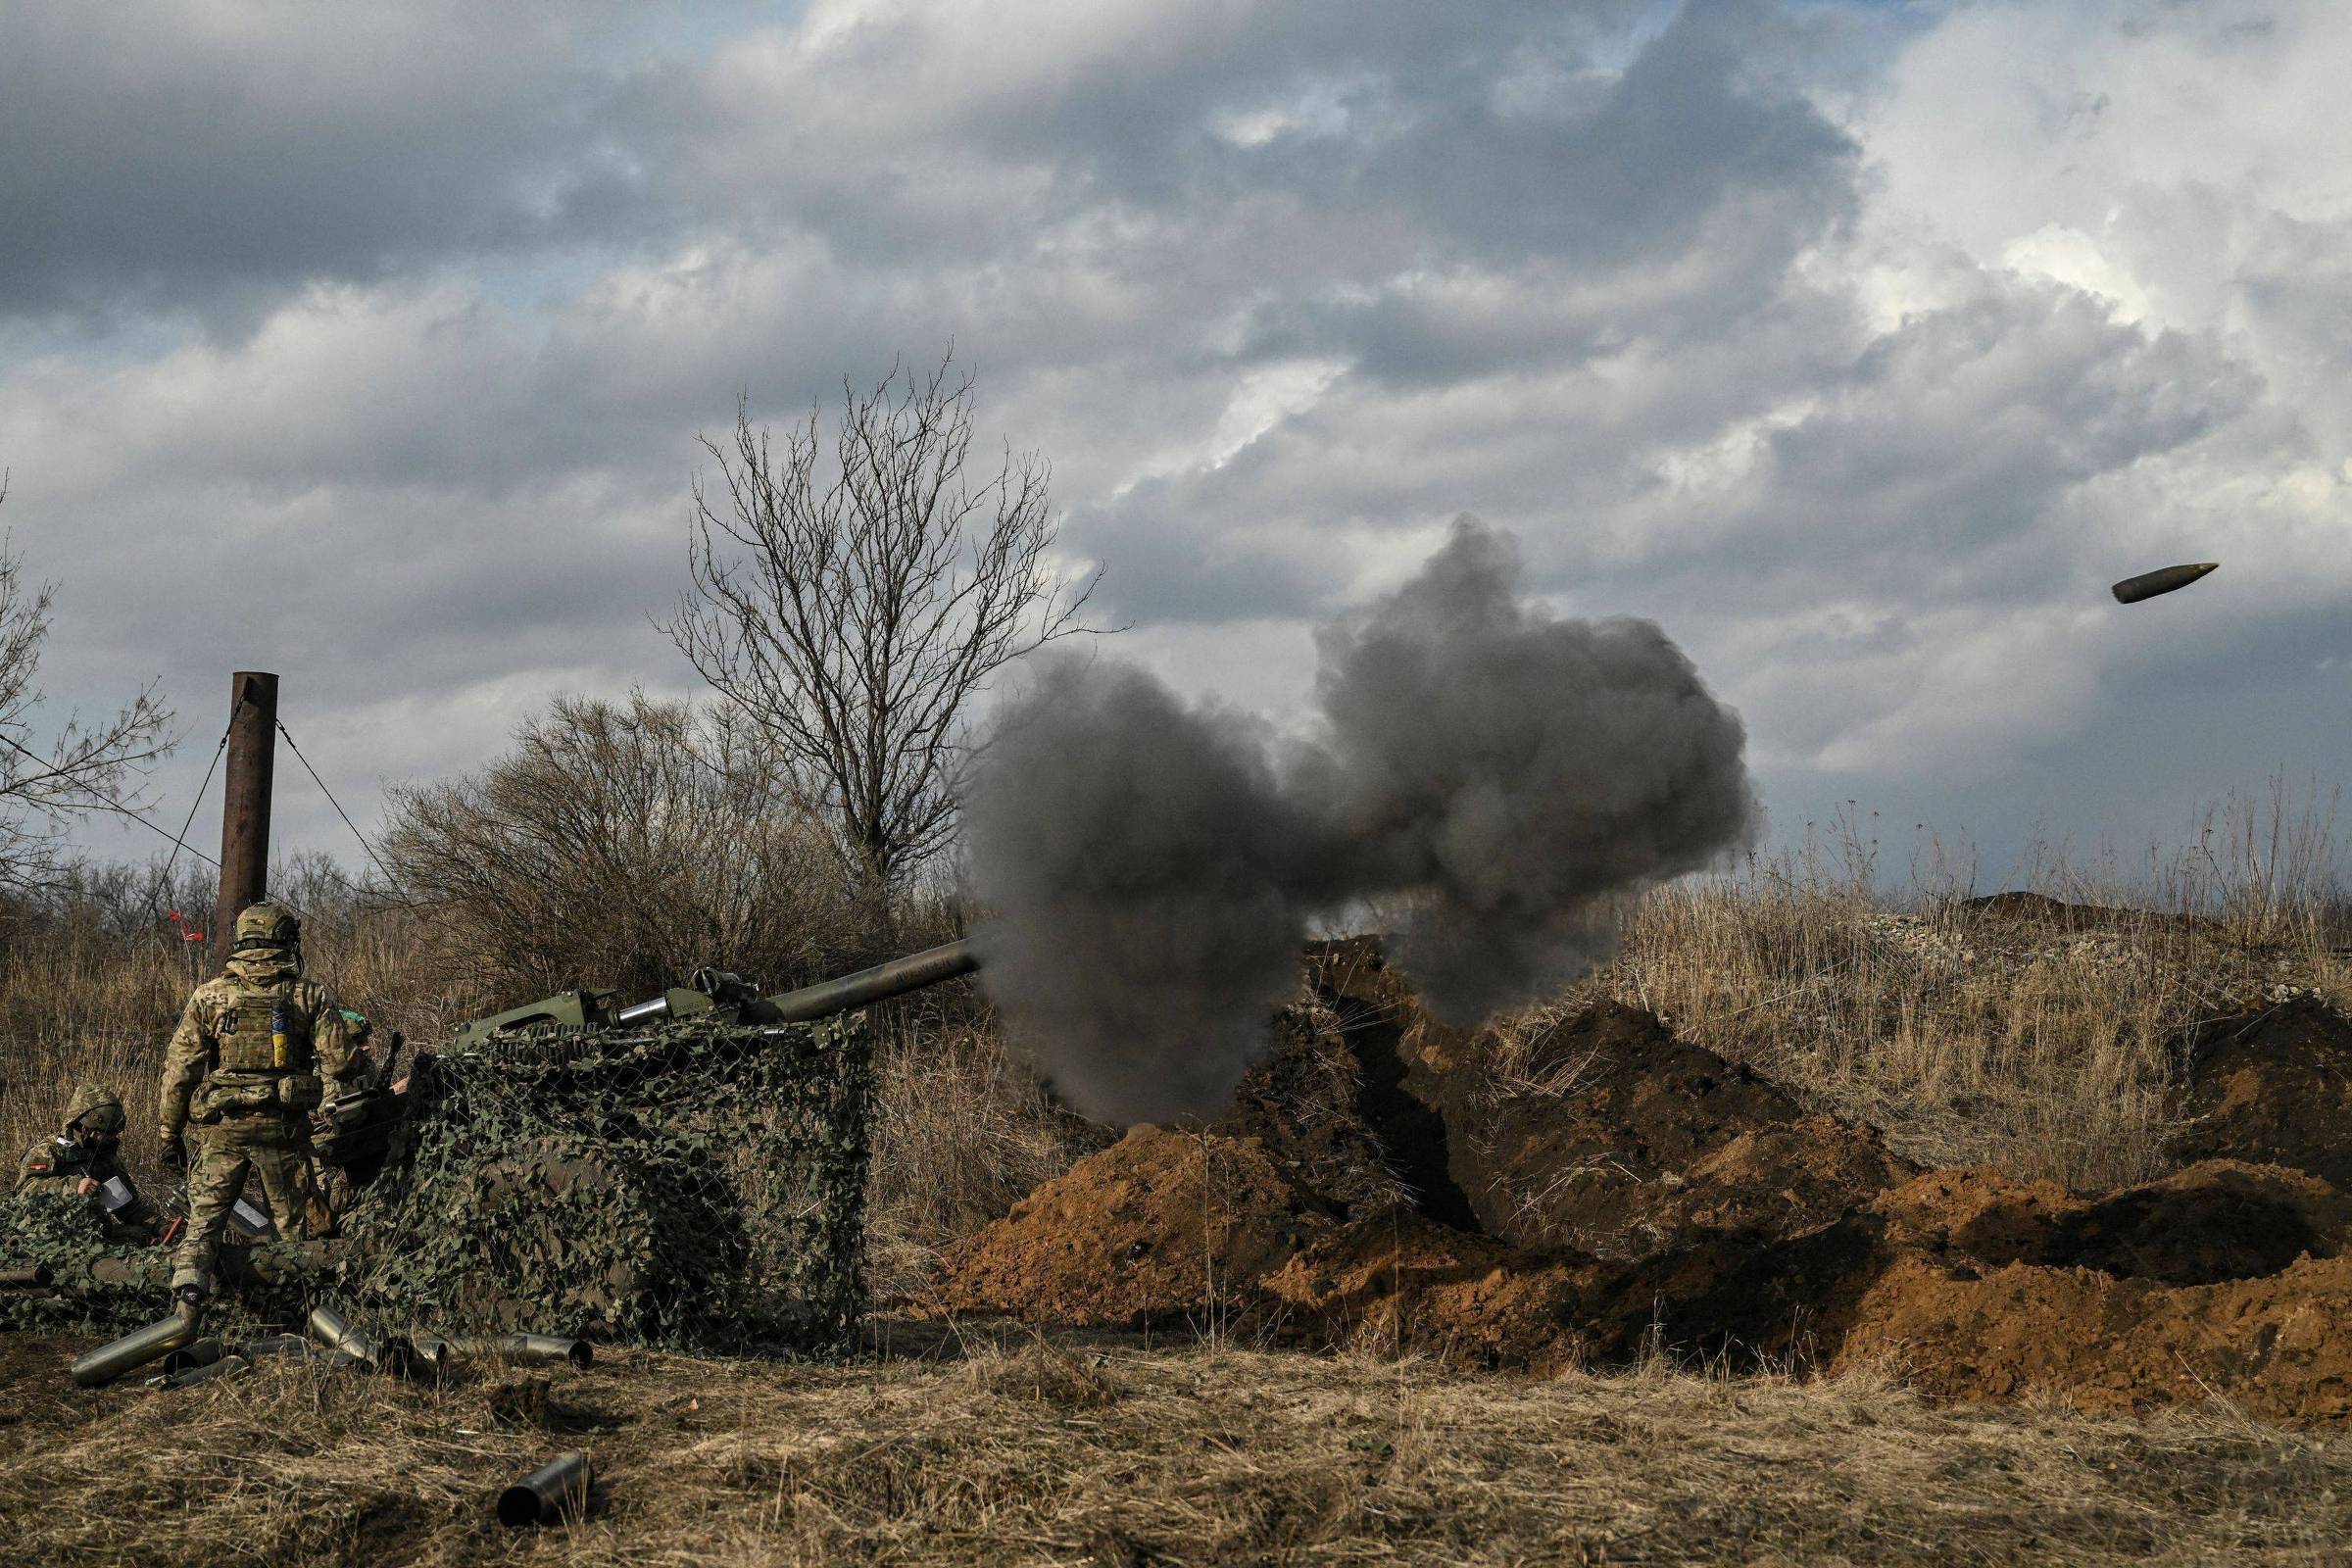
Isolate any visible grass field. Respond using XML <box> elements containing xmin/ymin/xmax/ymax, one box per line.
<box><xmin>3</xmin><ymin>1326</ymin><xmax>2346</xmax><ymax>1567</ymax></box>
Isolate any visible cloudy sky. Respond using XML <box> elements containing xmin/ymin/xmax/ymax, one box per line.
<box><xmin>6</xmin><ymin>0</ymin><xmax>2347</xmax><ymax>891</ymax></box>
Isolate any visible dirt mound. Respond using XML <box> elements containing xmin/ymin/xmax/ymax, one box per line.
<box><xmin>1303</xmin><ymin>941</ymin><xmax>1913</xmax><ymax>1259</ymax></box>
<box><xmin>933</xmin><ymin>1129</ymin><xmax>1320</xmax><ymax>1327</ymax></box>
<box><xmin>2178</xmin><ymin>998</ymin><xmax>2352</xmax><ymax>1188</ymax></box>
<box><xmin>1878</xmin><ymin>1159</ymin><xmax>2352</xmax><ymax>1286</ymax></box>
<box><xmin>938</xmin><ymin>946</ymin><xmax>2352</xmax><ymax>1421</ymax></box>
<box><xmin>1460</xmin><ymin>1000</ymin><xmax>1914</xmax><ymax>1258</ymax></box>
<box><xmin>1260</xmin><ymin>1207</ymin><xmax>1590</xmax><ymax>1373</ymax></box>
<box><xmin>1210</xmin><ymin>1003</ymin><xmax>1410</xmax><ymax>1221</ymax></box>
<box><xmin>1838</xmin><ymin>1251</ymin><xmax>2352</xmax><ymax>1421</ymax></box>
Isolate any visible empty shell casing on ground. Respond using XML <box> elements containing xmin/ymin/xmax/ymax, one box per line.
<box><xmin>2112</xmin><ymin>562</ymin><xmax>2218</xmax><ymax>604</ymax></box>
<box><xmin>411</xmin><ymin>1337</ymin><xmax>455</xmax><ymax>1378</ymax></box>
<box><xmin>0</xmin><ymin>1264</ymin><xmax>53</xmax><ymax>1289</ymax></box>
<box><xmin>306</xmin><ymin>1303</ymin><xmax>404</xmax><ymax>1372</ymax></box>
<box><xmin>160</xmin><ymin>1338</ymin><xmax>223</xmax><ymax>1375</ymax></box>
<box><xmin>161</xmin><ymin>1354</ymin><xmax>250</xmax><ymax>1390</ymax></box>
<box><xmin>497</xmin><ymin>1451</ymin><xmax>592</xmax><ymax>1527</ymax></box>
<box><xmin>71</xmin><ymin>1310</ymin><xmax>202</xmax><ymax>1388</ymax></box>
<box><xmin>242</xmin><ymin>1334</ymin><xmax>317</xmax><ymax>1360</ymax></box>
<box><xmin>481</xmin><ymin>1333</ymin><xmax>594</xmax><ymax>1369</ymax></box>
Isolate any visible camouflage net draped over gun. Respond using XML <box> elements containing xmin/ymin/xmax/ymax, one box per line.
<box><xmin>335</xmin><ymin>1012</ymin><xmax>876</xmax><ymax>1354</ymax></box>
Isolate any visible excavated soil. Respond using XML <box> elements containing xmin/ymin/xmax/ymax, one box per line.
<box><xmin>1838</xmin><ymin>1253</ymin><xmax>2352</xmax><ymax>1422</ymax></box>
<box><xmin>937</xmin><ymin>939</ymin><xmax>2352</xmax><ymax>1422</ymax></box>
<box><xmin>1447</xmin><ymin>1001</ymin><xmax>1914</xmax><ymax>1258</ymax></box>
<box><xmin>933</xmin><ymin>1127</ymin><xmax>1322</xmax><ymax>1327</ymax></box>
<box><xmin>2176</xmin><ymin>997</ymin><xmax>2352</xmax><ymax>1189</ymax></box>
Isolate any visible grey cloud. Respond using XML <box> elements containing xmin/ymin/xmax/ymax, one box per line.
<box><xmin>0</xmin><ymin>2</ymin><xmax>674</xmax><ymax>322</ymax></box>
<box><xmin>11</xmin><ymin>0</ymin><xmax>2347</xmax><ymax>912</ymax></box>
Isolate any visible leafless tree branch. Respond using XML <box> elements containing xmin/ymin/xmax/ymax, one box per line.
<box><xmin>0</xmin><ymin>481</ymin><xmax>177</xmax><ymax>891</ymax></box>
<box><xmin>662</xmin><ymin>352</ymin><xmax>1102</xmax><ymax>890</ymax></box>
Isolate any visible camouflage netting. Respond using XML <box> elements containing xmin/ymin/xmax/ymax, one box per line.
<box><xmin>1</xmin><ymin>1010</ymin><xmax>879</xmax><ymax>1355</ymax></box>
<box><xmin>336</xmin><ymin>1011</ymin><xmax>877</xmax><ymax>1354</ymax></box>
<box><xmin>0</xmin><ymin>1189</ymin><xmax>172</xmax><ymax>1332</ymax></box>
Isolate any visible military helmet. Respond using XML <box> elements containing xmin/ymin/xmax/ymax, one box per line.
<box><xmin>233</xmin><ymin>900</ymin><xmax>301</xmax><ymax>952</ymax></box>
<box><xmin>62</xmin><ymin>1084</ymin><xmax>125</xmax><ymax>1138</ymax></box>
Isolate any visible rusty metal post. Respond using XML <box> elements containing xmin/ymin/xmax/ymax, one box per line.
<box><xmin>214</xmin><ymin>671</ymin><xmax>278</xmax><ymax>956</ymax></box>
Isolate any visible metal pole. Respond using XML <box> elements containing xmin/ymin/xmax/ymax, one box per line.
<box><xmin>214</xmin><ymin>670</ymin><xmax>277</xmax><ymax>958</ymax></box>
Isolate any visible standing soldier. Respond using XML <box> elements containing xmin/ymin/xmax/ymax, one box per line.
<box><xmin>158</xmin><ymin>900</ymin><xmax>360</xmax><ymax>1311</ymax></box>
<box><xmin>16</xmin><ymin>1084</ymin><xmax>167</xmax><ymax>1241</ymax></box>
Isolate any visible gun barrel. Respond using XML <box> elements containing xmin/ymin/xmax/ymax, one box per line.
<box><xmin>754</xmin><ymin>937</ymin><xmax>981</xmax><ymax>1023</ymax></box>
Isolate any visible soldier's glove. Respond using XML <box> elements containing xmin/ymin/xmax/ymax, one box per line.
<box><xmin>160</xmin><ymin>1135</ymin><xmax>187</xmax><ymax>1176</ymax></box>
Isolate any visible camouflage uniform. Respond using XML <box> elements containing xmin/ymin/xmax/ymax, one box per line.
<box><xmin>302</xmin><ymin>1008</ymin><xmax>389</xmax><ymax>1236</ymax></box>
<box><xmin>158</xmin><ymin>902</ymin><xmax>360</xmax><ymax>1298</ymax></box>
<box><xmin>15</xmin><ymin>1084</ymin><xmax>163</xmax><ymax>1240</ymax></box>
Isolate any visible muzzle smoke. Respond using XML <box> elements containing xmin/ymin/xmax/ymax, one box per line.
<box><xmin>966</xmin><ymin>517</ymin><xmax>1754</xmax><ymax>1125</ymax></box>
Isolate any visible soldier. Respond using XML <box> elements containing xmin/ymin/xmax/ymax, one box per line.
<box><xmin>303</xmin><ymin>1009</ymin><xmax>406</xmax><ymax>1236</ymax></box>
<box><xmin>158</xmin><ymin>900</ymin><xmax>361</xmax><ymax>1310</ymax></box>
<box><xmin>15</xmin><ymin>1084</ymin><xmax>166</xmax><ymax>1241</ymax></box>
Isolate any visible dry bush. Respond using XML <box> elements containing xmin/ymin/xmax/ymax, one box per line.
<box><xmin>864</xmin><ymin>1015</ymin><xmax>1107</xmax><ymax>1301</ymax></box>
<box><xmin>380</xmin><ymin>693</ymin><xmax>877</xmax><ymax>1004</ymax></box>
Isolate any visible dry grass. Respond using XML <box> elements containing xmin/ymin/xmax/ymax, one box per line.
<box><xmin>1565</xmin><ymin>793</ymin><xmax>2352</xmax><ymax>1191</ymax></box>
<box><xmin>0</xmin><ymin>1330</ymin><xmax>2343</xmax><ymax>1566</ymax></box>
<box><xmin>864</xmin><ymin>1019</ymin><xmax>1107</xmax><ymax>1300</ymax></box>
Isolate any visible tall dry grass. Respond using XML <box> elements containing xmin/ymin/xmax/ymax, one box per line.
<box><xmin>1587</xmin><ymin>784</ymin><xmax>2351</xmax><ymax>1189</ymax></box>
<box><xmin>3</xmin><ymin>1333</ymin><xmax>2346</xmax><ymax>1565</ymax></box>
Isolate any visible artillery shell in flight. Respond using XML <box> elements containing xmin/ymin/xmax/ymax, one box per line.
<box><xmin>2112</xmin><ymin>562</ymin><xmax>2218</xmax><ymax>604</ymax></box>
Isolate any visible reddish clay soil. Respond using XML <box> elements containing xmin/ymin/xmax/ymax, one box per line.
<box><xmin>1837</xmin><ymin>1252</ymin><xmax>2352</xmax><ymax>1422</ymax></box>
<box><xmin>1876</xmin><ymin>1160</ymin><xmax>2352</xmax><ymax>1286</ymax></box>
<box><xmin>1260</xmin><ymin>1207</ymin><xmax>1588</xmax><ymax>1373</ymax></box>
<box><xmin>938</xmin><ymin>941</ymin><xmax>2352</xmax><ymax>1422</ymax></box>
<box><xmin>934</xmin><ymin>1128</ymin><xmax>1322</xmax><ymax>1327</ymax></box>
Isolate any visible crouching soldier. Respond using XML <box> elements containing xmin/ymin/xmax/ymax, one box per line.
<box><xmin>158</xmin><ymin>901</ymin><xmax>360</xmax><ymax>1311</ymax></box>
<box><xmin>303</xmin><ymin>1009</ymin><xmax>410</xmax><ymax>1236</ymax></box>
<box><xmin>16</xmin><ymin>1084</ymin><xmax>167</xmax><ymax>1242</ymax></box>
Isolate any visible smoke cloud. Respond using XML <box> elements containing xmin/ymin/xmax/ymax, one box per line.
<box><xmin>966</xmin><ymin>517</ymin><xmax>1754</xmax><ymax>1125</ymax></box>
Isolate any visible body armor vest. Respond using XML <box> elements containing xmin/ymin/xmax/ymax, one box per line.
<box><xmin>214</xmin><ymin>979</ymin><xmax>315</xmax><ymax>1075</ymax></box>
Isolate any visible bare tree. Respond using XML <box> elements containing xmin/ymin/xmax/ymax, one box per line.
<box><xmin>665</xmin><ymin>354</ymin><xmax>1100</xmax><ymax>890</ymax></box>
<box><xmin>0</xmin><ymin>477</ymin><xmax>176</xmax><ymax>891</ymax></box>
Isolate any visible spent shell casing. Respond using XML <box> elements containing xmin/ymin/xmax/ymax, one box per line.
<box><xmin>160</xmin><ymin>1337</ymin><xmax>224</xmax><ymax>1375</ymax></box>
<box><xmin>164</xmin><ymin>1354</ymin><xmax>251</xmax><ymax>1390</ymax></box>
<box><xmin>71</xmin><ymin>1311</ymin><xmax>203</xmax><ymax>1388</ymax></box>
<box><xmin>498</xmin><ymin>1451</ymin><xmax>592</xmax><ymax>1527</ymax></box>
<box><xmin>477</xmin><ymin>1333</ymin><xmax>594</xmax><ymax>1369</ymax></box>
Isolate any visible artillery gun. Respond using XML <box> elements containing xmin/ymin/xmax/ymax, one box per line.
<box><xmin>452</xmin><ymin>937</ymin><xmax>980</xmax><ymax>1045</ymax></box>
<box><xmin>3</xmin><ymin>938</ymin><xmax>989</xmax><ymax>1358</ymax></box>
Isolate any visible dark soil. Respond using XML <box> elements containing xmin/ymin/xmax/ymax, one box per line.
<box><xmin>2177</xmin><ymin>997</ymin><xmax>2352</xmax><ymax>1189</ymax></box>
